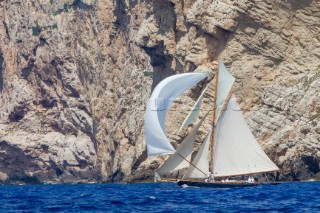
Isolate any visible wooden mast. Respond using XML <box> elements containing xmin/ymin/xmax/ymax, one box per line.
<box><xmin>209</xmin><ymin>60</ymin><xmax>236</xmax><ymax>178</ymax></box>
<box><xmin>209</xmin><ymin>59</ymin><xmax>220</xmax><ymax>175</ymax></box>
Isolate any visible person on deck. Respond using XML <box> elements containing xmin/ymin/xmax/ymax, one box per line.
<box><xmin>211</xmin><ymin>174</ymin><xmax>215</xmax><ymax>182</ymax></box>
<box><xmin>248</xmin><ymin>177</ymin><xmax>254</xmax><ymax>183</ymax></box>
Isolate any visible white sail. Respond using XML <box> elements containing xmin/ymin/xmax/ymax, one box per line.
<box><xmin>145</xmin><ymin>73</ymin><xmax>207</xmax><ymax>156</ymax></box>
<box><xmin>154</xmin><ymin>172</ymin><xmax>161</xmax><ymax>182</ymax></box>
<box><xmin>177</xmin><ymin>85</ymin><xmax>207</xmax><ymax>135</ymax></box>
<box><xmin>156</xmin><ymin>113</ymin><xmax>208</xmax><ymax>176</ymax></box>
<box><xmin>183</xmin><ymin>131</ymin><xmax>211</xmax><ymax>179</ymax></box>
<box><xmin>215</xmin><ymin>61</ymin><xmax>235</xmax><ymax>122</ymax></box>
<box><xmin>157</xmin><ymin>113</ymin><xmax>209</xmax><ymax>175</ymax></box>
<box><xmin>212</xmin><ymin>95</ymin><xmax>279</xmax><ymax>177</ymax></box>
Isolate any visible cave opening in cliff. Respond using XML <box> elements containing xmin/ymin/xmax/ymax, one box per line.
<box><xmin>141</xmin><ymin>41</ymin><xmax>175</xmax><ymax>90</ymax></box>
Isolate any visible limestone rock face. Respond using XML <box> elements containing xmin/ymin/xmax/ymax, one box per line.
<box><xmin>0</xmin><ymin>0</ymin><xmax>319</xmax><ymax>183</ymax></box>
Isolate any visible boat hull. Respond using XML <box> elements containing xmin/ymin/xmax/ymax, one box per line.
<box><xmin>177</xmin><ymin>180</ymin><xmax>260</xmax><ymax>188</ymax></box>
<box><xmin>156</xmin><ymin>178</ymin><xmax>178</xmax><ymax>183</ymax></box>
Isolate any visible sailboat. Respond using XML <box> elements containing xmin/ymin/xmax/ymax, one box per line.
<box><xmin>144</xmin><ymin>60</ymin><xmax>280</xmax><ymax>188</ymax></box>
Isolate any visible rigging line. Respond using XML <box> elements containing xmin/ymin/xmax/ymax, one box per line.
<box><xmin>175</xmin><ymin>110</ymin><xmax>211</xmax><ymax>178</ymax></box>
<box><xmin>175</xmin><ymin>152</ymin><xmax>207</xmax><ymax>177</ymax></box>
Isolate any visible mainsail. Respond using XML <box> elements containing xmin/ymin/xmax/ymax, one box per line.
<box><xmin>145</xmin><ymin>73</ymin><xmax>207</xmax><ymax>156</ymax></box>
<box><xmin>212</xmin><ymin>95</ymin><xmax>279</xmax><ymax>177</ymax></box>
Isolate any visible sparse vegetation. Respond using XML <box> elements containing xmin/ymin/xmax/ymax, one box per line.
<box><xmin>143</xmin><ymin>71</ymin><xmax>153</xmax><ymax>77</ymax></box>
<box><xmin>310</xmin><ymin>107</ymin><xmax>320</xmax><ymax>121</ymax></box>
<box><xmin>64</xmin><ymin>3</ymin><xmax>72</xmax><ymax>12</ymax></box>
<box><xmin>135</xmin><ymin>84</ymin><xmax>143</xmax><ymax>89</ymax></box>
<box><xmin>287</xmin><ymin>79</ymin><xmax>298</xmax><ymax>86</ymax></box>
<box><xmin>302</xmin><ymin>73</ymin><xmax>320</xmax><ymax>91</ymax></box>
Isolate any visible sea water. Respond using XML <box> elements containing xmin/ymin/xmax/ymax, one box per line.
<box><xmin>0</xmin><ymin>181</ymin><xmax>319</xmax><ymax>212</ymax></box>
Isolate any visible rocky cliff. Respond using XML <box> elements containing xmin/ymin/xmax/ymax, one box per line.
<box><xmin>0</xmin><ymin>0</ymin><xmax>319</xmax><ymax>184</ymax></box>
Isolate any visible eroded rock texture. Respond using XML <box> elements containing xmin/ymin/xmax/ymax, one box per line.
<box><xmin>0</xmin><ymin>0</ymin><xmax>319</xmax><ymax>183</ymax></box>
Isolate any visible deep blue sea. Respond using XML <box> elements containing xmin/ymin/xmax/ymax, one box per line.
<box><xmin>0</xmin><ymin>181</ymin><xmax>319</xmax><ymax>212</ymax></box>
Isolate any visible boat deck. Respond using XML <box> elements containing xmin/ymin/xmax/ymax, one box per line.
<box><xmin>177</xmin><ymin>180</ymin><xmax>261</xmax><ymax>188</ymax></box>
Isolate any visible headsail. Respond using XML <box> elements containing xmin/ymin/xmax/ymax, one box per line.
<box><xmin>177</xmin><ymin>85</ymin><xmax>207</xmax><ymax>134</ymax></box>
<box><xmin>145</xmin><ymin>73</ymin><xmax>207</xmax><ymax>156</ymax></box>
<box><xmin>156</xmin><ymin>113</ymin><xmax>208</xmax><ymax>176</ymax></box>
<box><xmin>183</xmin><ymin>131</ymin><xmax>211</xmax><ymax>179</ymax></box>
<box><xmin>215</xmin><ymin>61</ymin><xmax>235</xmax><ymax>123</ymax></box>
<box><xmin>212</xmin><ymin>95</ymin><xmax>279</xmax><ymax>177</ymax></box>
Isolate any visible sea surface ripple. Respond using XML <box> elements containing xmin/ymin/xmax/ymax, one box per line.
<box><xmin>0</xmin><ymin>181</ymin><xmax>319</xmax><ymax>212</ymax></box>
